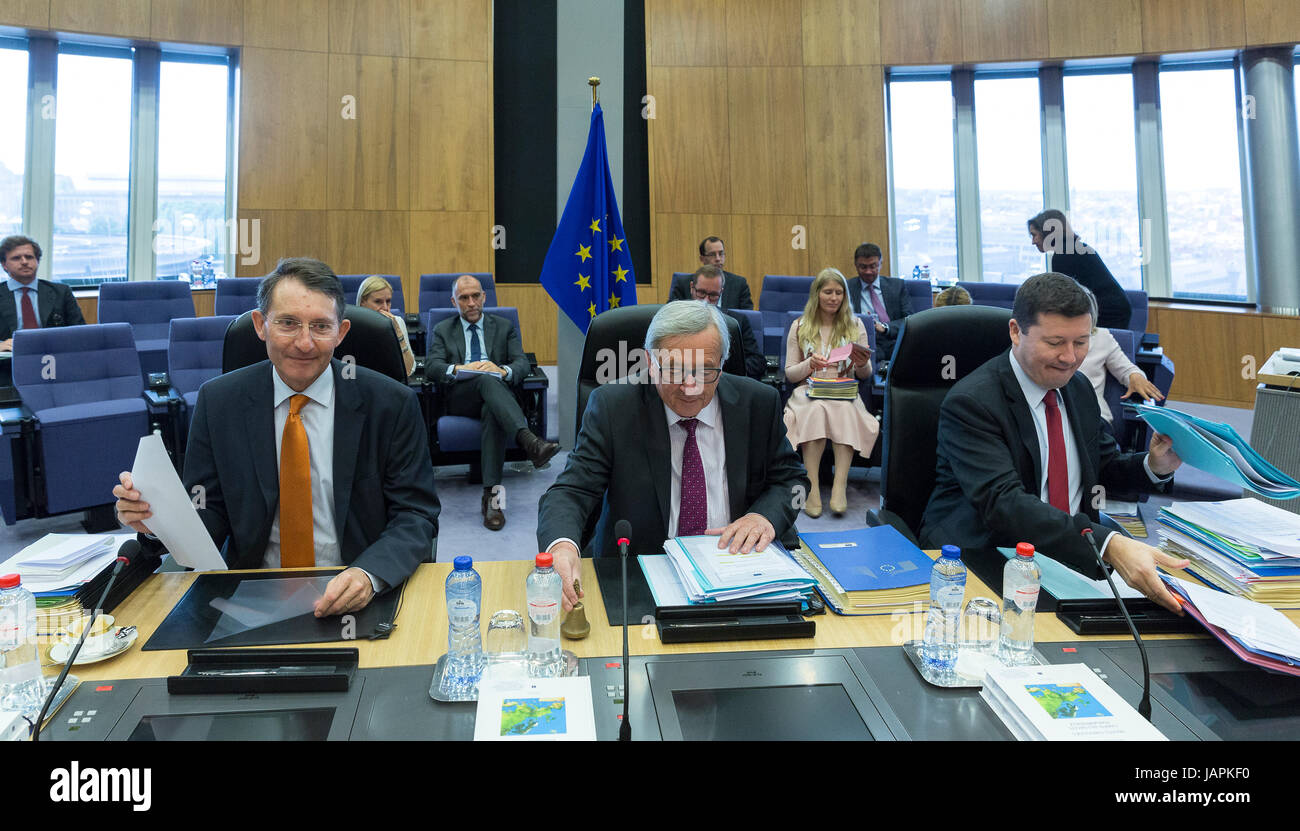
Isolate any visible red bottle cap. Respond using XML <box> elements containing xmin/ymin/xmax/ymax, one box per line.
<box><xmin>536</xmin><ymin>552</ymin><xmax>553</xmax><ymax>568</ymax></box>
<box><xmin>0</xmin><ymin>574</ymin><xmax>20</xmax><ymax>589</ymax></box>
<box><xmin>1015</xmin><ymin>542</ymin><xmax>1035</xmax><ymax>558</ymax></box>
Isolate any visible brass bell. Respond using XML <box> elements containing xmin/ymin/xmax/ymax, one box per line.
<box><xmin>561</xmin><ymin>580</ymin><xmax>590</xmax><ymax>639</ymax></box>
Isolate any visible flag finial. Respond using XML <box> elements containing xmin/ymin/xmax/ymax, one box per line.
<box><xmin>588</xmin><ymin>76</ymin><xmax>600</xmax><ymax>107</ymax></box>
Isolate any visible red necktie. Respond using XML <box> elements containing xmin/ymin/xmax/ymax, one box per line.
<box><xmin>1044</xmin><ymin>389</ymin><xmax>1070</xmax><ymax>513</ymax></box>
<box><xmin>678</xmin><ymin>418</ymin><xmax>707</xmax><ymax>536</ymax></box>
<box><xmin>20</xmin><ymin>288</ymin><xmax>38</xmax><ymax>330</ymax></box>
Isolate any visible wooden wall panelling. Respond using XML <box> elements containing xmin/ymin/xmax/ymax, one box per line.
<box><xmin>329</xmin><ymin>0</ymin><xmax>409</xmax><ymax>56</ymax></box>
<box><xmin>75</xmin><ymin>295</ymin><xmax>95</xmax><ymax>324</ymax></box>
<box><xmin>728</xmin><ymin>214</ymin><xmax>812</xmax><ymax>302</ymax></box>
<box><xmin>410</xmin><ymin>58</ymin><xmax>490</xmax><ymax>212</ymax></box>
<box><xmin>805</xmin><ymin>215</ymin><xmax>891</xmax><ymax>280</ymax></box>
<box><xmin>192</xmin><ymin>289</ymin><xmax>215</xmax><ymax>317</ymax></box>
<box><xmin>647</xmin><ymin>66</ymin><xmax>732</xmax><ymax>214</ymax></box>
<box><xmin>49</xmin><ymin>0</ymin><xmax>148</xmax><ymax>37</ymax></box>
<box><xmin>1140</xmin><ymin>0</ymin><xmax>1245</xmax><ymax>53</ymax></box>
<box><xmin>724</xmin><ymin>0</ymin><xmax>803</xmax><ymax>65</ymax></box>
<box><xmin>727</xmin><ymin>67</ymin><xmax>808</xmax><ymax>214</ymax></box>
<box><xmin>961</xmin><ymin>0</ymin><xmax>1049</xmax><ymax>62</ymax></box>
<box><xmin>151</xmin><ymin>0</ymin><xmax>244</xmax><ymax>45</ymax></box>
<box><xmin>1046</xmin><ymin>0</ymin><xmax>1142</xmax><ymax>57</ymax></box>
<box><xmin>233</xmin><ymin>210</ymin><xmax>330</xmax><ymax>276</ymax></box>
<box><xmin>800</xmin><ymin>0</ymin><xmax>880</xmax><ymax>66</ymax></box>
<box><xmin>499</xmin><ymin>284</ymin><xmax>558</xmax><ymax>363</ymax></box>
<box><xmin>242</xmin><ymin>0</ymin><xmax>329</xmax><ymax>51</ymax></box>
<box><xmin>410</xmin><ymin>0</ymin><xmax>490</xmax><ymax>60</ymax></box>
<box><xmin>879</xmin><ymin>0</ymin><xmax>962</xmax><ymax>65</ymax></box>
<box><xmin>646</xmin><ymin>0</ymin><xmax>728</xmax><ymax>66</ymax></box>
<box><xmin>0</xmin><ymin>0</ymin><xmax>48</xmax><ymax>28</ymax></box>
<box><xmin>328</xmin><ymin>55</ymin><xmax>410</xmax><ymax>210</ymax></box>
<box><xmin>648</xmin><ymin>212</ymin><xmax>733</xmax><ymax>301</ymax></box>
<box><xmin>1243</xmin><ymin>0</ymin><xmax>1300</xmax><ymax>45</ymax></box>
<box><xmin>408</xmin><ymin>210</ymin><xmax>492</xmax><ymax>308</ymax></box>
<box><xmin>326</xmin><ymin>210</ymin><xmax>410</xmax><ymax>278</ymax></box>
<box><xmin>804</xmin><ymin>66</ymin><xmax>886</xmax><ymax>217</ymax></box>
<box><xmin>1148</xmin><ymin>306</ymin><xmax>1265</xmax><ymax>406</ymax></box>
<box><xmin>1260</xmin><ymin>314</ymin><xmax>1300</xmax><ymax>358</ymax></box>
<box><xmin>238</xmin><ymin>48</ymin><xmax>330</xmax><ymax>211</ymax></box>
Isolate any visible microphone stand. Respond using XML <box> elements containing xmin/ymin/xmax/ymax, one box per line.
<box><xmin>1082</xmin><ymin>528</ymin><xmax>1152</xmax><ymax>721</ymax></box>
<box><xmin>617</xmin><ymin>528</ymin><xmax>631</xmax><ymax>742</ymax></box>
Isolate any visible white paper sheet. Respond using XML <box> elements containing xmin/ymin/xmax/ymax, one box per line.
<box><xmin>130</xmin><ymin>434</ymin><xmax>227</xmax><ymax>571</ymax></box>
<box><xmin>1170</xmin><ymin>577</ymin><xmax>1300</xmax><ymax>659</ymax></box>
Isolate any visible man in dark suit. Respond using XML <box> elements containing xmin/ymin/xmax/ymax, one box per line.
<box><xmin>537</xmin><ymin>301</ymin><xmax>807</xmax><ymax>611</ymax></box>
<box><xmin>0</xmin><ymin>235</ymin><xmax>85</xmax><ymax>351</ymax></box>
<box><xmin>114</xmin><ymin>258</ymin><xmax>439</xmax><ymax>617</ymax></box>
<box><xmin>919</xmin><ymin>272</ymin><xmax>1187</xmax><ymax>612</ymax></box>
<box><xmin>846</xmin><ymin>242</ymin><xmax>911</xmax><ymax>362</ymax></box>
<box><xmin>687</xmin><ymin>266</ymin><xmax>765</xmax><ymax>379</ymax></box>
<box><xmin>667</xmin><ymin>236</ymin><xmax>754</xmax><ymax>310</ymax></box>
<box><xmin>426</xmin><ymin>274</ymin><xmax>559</xmax><ymax>530</ymax></box>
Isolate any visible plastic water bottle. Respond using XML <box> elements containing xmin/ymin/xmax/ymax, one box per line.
<box><xmin>1000</xmin><ymin>542</ymin><xmax>1042</xmax><ymax>664</ymax></box>
<box><xmin>921</xmin><ymin>545</ymin><xmax>966</xmax><ymax>677</ymax></box>
<box><xmin>434</xmin><ymin>556</ymin><xmax>483</xmax><ymax>700</ymax></box>
<box><xmin>0</xmin><ymin>574</ymin><xmax>44</xmax><ymax>717</ymax></box>
<box><xmin>526</xmin><ymin>552</ymin><xmax>562</xmax><ymax>677</ymax></box>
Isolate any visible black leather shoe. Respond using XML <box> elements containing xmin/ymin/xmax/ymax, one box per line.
<box><xmin>482</xmin><ymin>490</ymin><xmax>505</xmax><ymax>531</ymax></box>
<box><xmin>517</xmin><ymin>429</ymin><xmax>560</xmax><ymax>469</ymax></box>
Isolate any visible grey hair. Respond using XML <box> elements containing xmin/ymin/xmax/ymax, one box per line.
<box><xmin>644</xmin><ymin>300</ymin><xmax>731</xmax><ymax>361</ymax></box>
<box><xmin>258</xmin><ymin>257</ymin><xmax>345</xmax><ymax>323</ymax></box>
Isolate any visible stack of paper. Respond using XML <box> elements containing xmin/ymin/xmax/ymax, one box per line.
<box><xmin>1126</xmin><ymin>402</ymin><xmax>1300</xmax><ymax>498</ymax></box>
<box><xmin>1161</xmin><ymin>575</ymin><xmax>1300</xmax><ymax>677</ymax></box>
<box><xmin>790</xmin><ymin>526</ymin><xmax>931</xmax><ymax>615</ymax></box>
<box><xmin>0</xmin><ymin>534</ymin><xmax>119</xmax><ymax>596</ymax></box>
<box><xmin>1156</xmin><ymin>499</ymin><xmax>1300</xmax><ymax>607</ymax></box>
<box><xmin>807</xmin><ymin>377</ymin><xmax>859</xmax><ymax>399</ymax></box>
<box><xmin>980</xmin><ymin>663</ymin><xmax>1166</xmax><ymax>741</ymax></box>
<box><xmin>1101</xmin><ymin>500</ymin><xmax>1148</xmax><ymax>537</ymax></box>
<box><xmin>657</xmin><ymin>536</ymin><xmax>816</xmax><ymax>604</ymax></box>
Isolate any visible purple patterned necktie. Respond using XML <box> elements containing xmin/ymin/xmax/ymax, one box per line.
<box><xmin>678</xmin><ymin>418</ymin><xmax>707</xmax><ymax>536</ymax></box>
<box><xmin>869</xmin><ymin>283</ymin><xmax>890</xmax><ymax>324</ymax></box>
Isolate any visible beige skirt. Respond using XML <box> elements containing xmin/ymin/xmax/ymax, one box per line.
<box><xmin>782</xmin><ymin>383</ymin><xmax>880</xmax><ymax>459</ymax></box>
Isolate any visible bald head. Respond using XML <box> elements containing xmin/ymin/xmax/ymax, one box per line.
<box><xmin>453</xmin><ymin>275</ymin><xmax>485</xmax><ymax>323</ymax></box>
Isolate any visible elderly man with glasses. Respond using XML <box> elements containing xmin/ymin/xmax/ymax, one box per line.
<box><xmin>537</xmin><ymin>300</ymin><xmax>808</xmax><ymax>611</ymax></box>
<box><xmin>113</xmin><ymin>258</ymin><xmax>440</xmax><ymax>617</ymax></box>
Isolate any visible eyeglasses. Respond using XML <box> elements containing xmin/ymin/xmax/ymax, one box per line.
<box><xmin>657</xmin><ymin>365</ymin><xmax>722</xmax><ymax>384</ymax></box>
<box><xmin>269</xmin><ymin>317</ymin><xmax>339</xmax><ymax>340</ymax></box>
<box><xmin>691</xmin><ymin>289</ymin><xmax>722</xmax><ymax>301</ymax></box>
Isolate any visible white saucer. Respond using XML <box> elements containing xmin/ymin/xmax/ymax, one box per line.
<box><xmin>48</xmin><ymin>627</ymin><xmax>137</xmax><ymax>665</ymax></box>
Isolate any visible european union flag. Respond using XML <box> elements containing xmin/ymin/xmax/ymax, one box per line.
<box><xmin>540</xmin><ymin>103</ymin><xmax>636</xmax><ymax>334</ymax></box>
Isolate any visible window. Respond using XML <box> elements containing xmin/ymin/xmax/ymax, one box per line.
<box><xmin>155</xmin><ymin>58</ymin><xmax>231</xmax><ymax>279</ymax></box>
<box><xmin>0</xmin><ymin>45</ymin><xmax>26</xmax><ymax>237</ymax></box>
<box><xmin>53</xmin><ymin>50</ymin><xmax>133</xmax><ymax>286</ymax></box>
<box><xmin>1062</xmin><ymin>72</ymin><xmax>1143</xmax><ymax>290</ymax></box>
<box><xmin>1159</xmin><ymin>66</ymin><xmax>1248</xmax><ymax>301</ymax></box>
<box><xmin>974</xmin><ymin>75</ymin><xmax>1044</xmax><ymax>284</ymax></box>
<box><xmin>888</xmin><ymin>78</ymin><xmax>957</xmax><ymax>283</ymax></box>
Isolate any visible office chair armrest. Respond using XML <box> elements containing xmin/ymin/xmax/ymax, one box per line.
<box><xmin>0</xmin><ymin>403</ymin><xmax>37</xmax><ymax>433</ymax></box>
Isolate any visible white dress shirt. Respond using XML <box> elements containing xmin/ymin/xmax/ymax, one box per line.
<box><xmin>1078</xmin><ymin>327</ymin><xmax>1144</xmax><ymax>422</ymax></box>
<box><xmin>663</xmin><ymin>396</ymin><xmax>731</xmax><ymax>536</ymax></box>
<box><xmin>447</xmin><ymin>315</ymin><xmax>512</xmax><ymax>381</ymax></box>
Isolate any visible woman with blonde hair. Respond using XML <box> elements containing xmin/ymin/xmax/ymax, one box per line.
<box><xmin>357</xmin><ymin>275</ymin><xmax>416</xmax><ymax>377</ymax></box>
<box><xmin>783</xmin><ymin>267</ymin><xmax>879</xmax><ymax>517</ymax></box>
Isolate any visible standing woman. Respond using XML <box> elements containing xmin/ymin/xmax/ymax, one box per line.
<box><xmin>357</xmin><ymin>275</ymin><xmax>416</xmax><ymax>377</ymax></box>
<box><xmin>783</xmin><ymin>268</ymin><xmax>879</xmax><ymax>517</ymax></box>
<box><xmin>1027</xmin><ymin>208</ymin><xmax>1132</xmax><ymax>330</ymax></box>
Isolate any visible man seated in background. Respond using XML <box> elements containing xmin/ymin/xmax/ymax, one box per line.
<box><xmin>113</xmin><ymin>258</ymin><xmax>439</xmax><ymax>617</ymax></box>
<box><xmin>846</xmin><ymin>242</ymin><xmax>911</xmax><ymax>363</ymax></box>
<box><xmin>668</xmin><ymin>236</ymin><xmax>754</xmax><ymax>310</ymax></box>
<box><xmin>687</xmin><ymin>266</ymin><xmax>765</xmax><ymax>380</ymax></box>
<box><xmin>0</xmin><ymin>234</ymin><xmax>85</xmax><ymax>351</ymax></box>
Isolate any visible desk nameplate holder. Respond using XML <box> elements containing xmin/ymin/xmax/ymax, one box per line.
<box><xmin>427</xmin><ymin>650</ymin><xmax>582</xmax><ymax>703</ymax></box>
<box><xmin>167</xmin><ymin>648</ymin><xmax>359</xmax><ymax>694</ymax></box>
<box><xmin>654</xmin><ymin>602</ymin><xmax>815</xmax><ymax>644</ymax></box>
<box><xmin>902</xmin><ymin>640</ymin><xmax>1044</xmax><ymax>689</ymax></box>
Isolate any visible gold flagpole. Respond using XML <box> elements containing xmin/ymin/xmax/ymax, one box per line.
<box><xmin>588</xmin><ymin>76</ymin><xmax>600</xmax><ymax>109</ymax></box>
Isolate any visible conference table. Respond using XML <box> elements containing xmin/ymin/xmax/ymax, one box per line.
<box><xmin>44</xmin><ymin>558</ymin><xmax>1300</xmax><ymax>741</ymax></box>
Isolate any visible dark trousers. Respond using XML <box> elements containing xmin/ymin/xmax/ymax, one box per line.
<box><xmin>443</xmin><ymin>374</ymin><xmax>528</xmax><ymax>487</ymax></box>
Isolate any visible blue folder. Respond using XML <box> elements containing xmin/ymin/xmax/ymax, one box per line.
<box><xmin>797</xmin><ymin>526</ymin><xmax>931</xmax><ymax>592</ymax></box>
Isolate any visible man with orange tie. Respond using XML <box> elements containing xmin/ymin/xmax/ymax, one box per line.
<box><xmin>0</xmin><ymin>235</ymin><xmax>85</xmax><ymax>351</ymax></box>
<box><xmin>113</xmin><ymin>258</ymin><xmax>439</xmax><ymax>617</ymax></box>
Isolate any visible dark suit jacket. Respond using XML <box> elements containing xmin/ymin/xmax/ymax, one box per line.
<box><xmin>176</xmin><ymin>359</ymin><xmax>439</xmax><ymax>589</ymax></box>
<box><xmin>1049</xmin><ymin>250</ymin><xmax>1132</xmax><ymax>330</ymax></box>
<box><xmin>537</xmin><ymin>373</ymin><xmax>807</xmax><ymax>557</ymax></box>
<box><xmin>668</xmin><ymin>270</ymin><xmax>754</xmax><ymax>311</ymax></box>
<box><xmin>0</xmin><ymin>279</ymin><xmax>85</xmax><ymax>340</ymax></box>
<box><xmin>918</xmin><ymin>350</ymin><xmax>1165</xmax><ymax>578</ymax></box>
<box><xmin>847</xmin><ymin>275</ymin><xmax>911</xmax><ymax>359</ymax></box>
<box><xmin>721</xmin><ymin>308</ymin><xmax>765</xmax><ymax>380</ymax></box>
<box><xmin>425</xmin><ymin>313</ymin><xmax>530</xmax><ymax>389</ymax></box>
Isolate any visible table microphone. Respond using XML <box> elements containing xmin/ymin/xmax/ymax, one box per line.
<box><xmin>32</xmin><ymin>539</ymin><xmax>142</xmax><ymax>741</ymax></box>
<box><xmin>1081</xmin><ymin>528</ymin><xmax>1153</xmax><ymax>721</ymax></box>
<box><xmin>614</xmin><ymin>519</ymin><xmax>632</xmax><ymax>742</ymax></box>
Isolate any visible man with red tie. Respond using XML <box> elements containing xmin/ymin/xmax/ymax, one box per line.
<box><xmin>112</xmin><ymin>258</ymin><xmax>439</xmax><ymax>617</ymax></box>
<box><xmin>919</xmin><ymin>272</ymin><xmax>1187</xmax><ymax>612</ymax></box>
<box><xmin>0</xmin><ymin>235</ymin><xmax>85</xmax><ymax>351</ymax></box>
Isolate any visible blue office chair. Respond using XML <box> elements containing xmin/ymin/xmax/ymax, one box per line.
<box><xmin>11</xmin><ymin>323</ymin><xmax>150</xmax><ymax>518</ymax></box>
<box><xmin>418</xmin><ymin>273</ymin><xmax>497</xmax><ymax>311</ymax></box>
<box><xmin>213</xmin><ymin>277</ymin><xmax>263</xmax><ymax>316</ymax></box>
<box><xmin>758</xmin><ymin>275</ymin><xmax>815</xmax><ymax>356</ymax></box>
<box><xmin>97</xmin><ymin>281</ymin><xmax>197</xmax><ymax>378</ymax></box>
<box><xmin>904</xmin><ymin>278</ymin><xmax>934</xmax><ymax>311</ymax></box>
<box><xmin>955</xmin><ymin>281</ymin><xmax>1018</xmax><ymax>310</ymax></box>
<box><xmin>169</xmin><ymin>316</ymin><xmax>236</xmax><ymax>419</ymax></box>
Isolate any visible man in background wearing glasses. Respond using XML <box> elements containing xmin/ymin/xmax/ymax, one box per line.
<box><xmin>113</xmin><ymin>258</ymin><xmax>439</xmax><ymax>617</ymax></box>
<box><xmin>537</xmin><ymin>301</ymin><xmax>807</xmax><ymax>611</ymax></box>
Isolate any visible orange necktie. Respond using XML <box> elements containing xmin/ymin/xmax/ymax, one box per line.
<box><xmin>279</xmin><ymin>394</ymin><xmax>314</xmax><ymax>567</ymax></box>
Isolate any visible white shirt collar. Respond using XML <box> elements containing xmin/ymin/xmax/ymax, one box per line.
<box><xmin>662</xmin><ymin>393</ymin><xmax>721</xmax><ymax>432</ymax></box>
<box><xmin>271</xmin><ymin>361</ymin><xmax>335</xmax><ymax>409</ymax></box>
<box><xmin>1008</xmin><ymin>349</ymin><xmax>1056</xmax><ymax>409</ymax></box>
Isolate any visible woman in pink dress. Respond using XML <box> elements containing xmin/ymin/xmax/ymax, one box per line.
<box><xmin>783</xmin><ymin>268</ymin><xmax>879</xmax><ymax>517</ymax></box>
